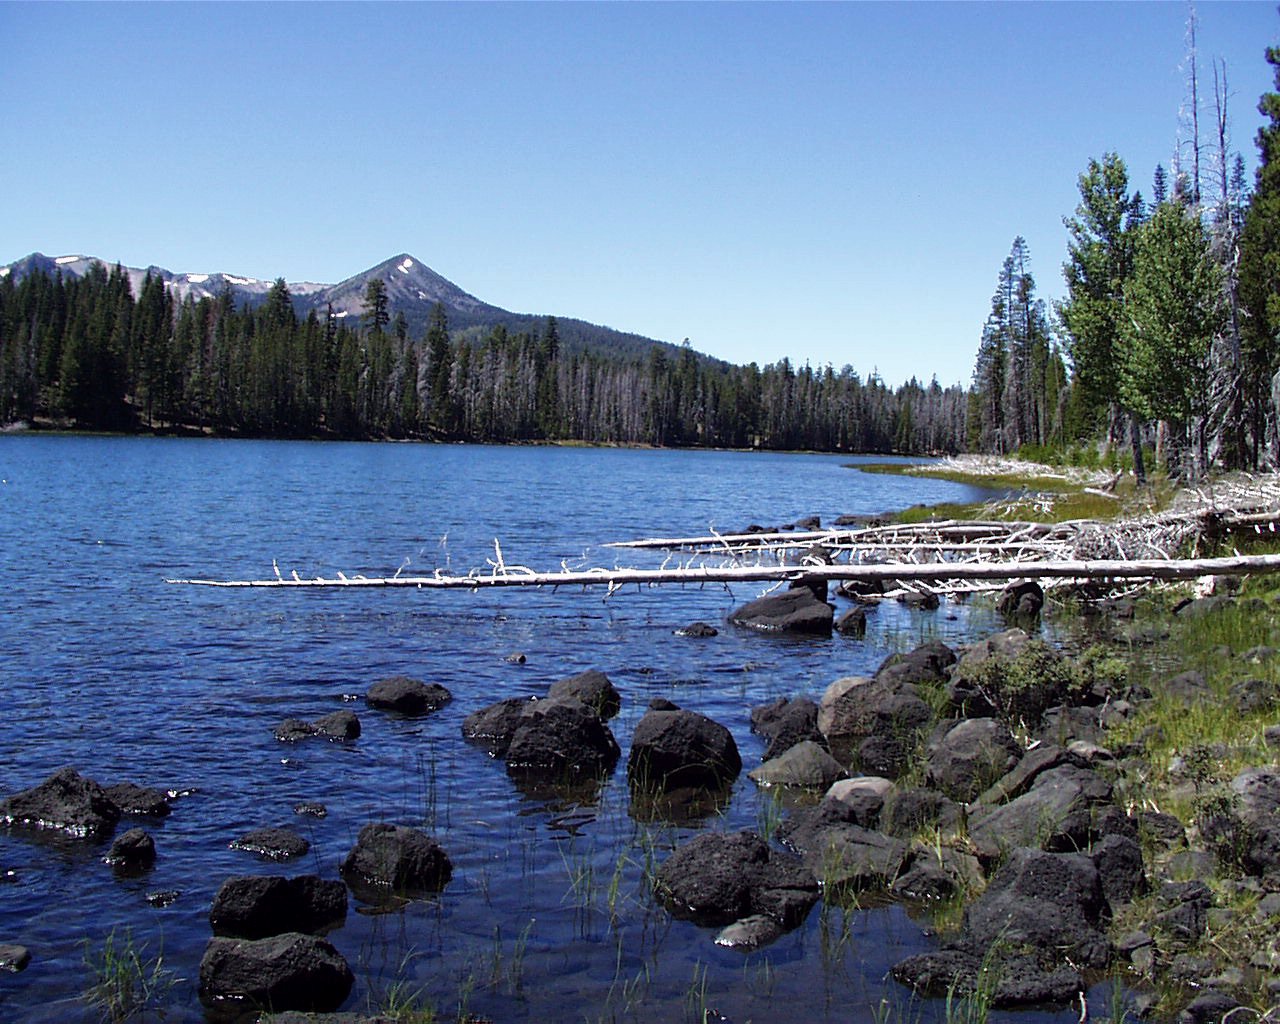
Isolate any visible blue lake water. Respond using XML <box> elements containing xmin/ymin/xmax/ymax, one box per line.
<box><xmin>0</xmin><ymin>436</ymin><xmax>1105</xmax><ymax>1023</ymax></box>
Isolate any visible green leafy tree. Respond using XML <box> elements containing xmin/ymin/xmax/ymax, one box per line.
<box><xmin>1119</xmin><ymin>201</ymin><xmax>1225</xmax><ymax>480</ymax></box>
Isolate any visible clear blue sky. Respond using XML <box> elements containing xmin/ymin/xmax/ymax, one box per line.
<box><xmin>3</xmin><ymin>1</ymin><xmax>1276</xmax><ymax>387</ymax></box>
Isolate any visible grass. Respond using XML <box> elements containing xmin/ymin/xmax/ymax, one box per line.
<box><xmin>857</xmin><ymin>460</ymin><xmax>1176</xmax><ymax>525</ymax></box>
<box><xmin>82</xmin><ymin>927</ymin><xmax>178</xmax><ymax>1023</ymax></box>
<box><xmin>1094</xmin><ymin>544</ymin><xmax>1280</xmax><ymax>1017</ymax></box>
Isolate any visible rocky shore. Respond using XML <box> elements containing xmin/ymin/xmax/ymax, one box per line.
<box><xmin>3</xmin><ymin>567</ymin><xmax>1279</xmax><ymax>1021</ymax></box>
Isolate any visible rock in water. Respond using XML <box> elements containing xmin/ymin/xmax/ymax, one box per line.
<box><xmin>198</xmin><ymin>932</ymin><xmax>353</xmax><ymax>1012</ymax></box>
<box><xmin>728</xmin><ymin>588</ymin><xmax>833</xmax><ymax>636</ymax></box>
<box><xmin>210</xmin><ymin>875</ymin><xmax>347</xmax><ymax>938</ymax></box>
<box><xmin>340</xmin><ymin>822</ymin><xmax>453</xmax><ymax>896</ymax></box>
<box><xmin>365</xmin><ymin>675</ymin><xmax>452</xmax><ymax>715</ymax></box>
<box><xmin>0</xmin><ymin>767</ymin><xmax>120</xmax><ymax>837</ymax></box>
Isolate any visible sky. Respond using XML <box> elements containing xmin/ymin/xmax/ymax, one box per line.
<box><xmin>3</xmin><ymin>2</ymin><xmax>1277</xmax><ymax>388</ymax></box>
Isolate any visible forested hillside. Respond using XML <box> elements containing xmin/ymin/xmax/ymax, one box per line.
<box><xmin>0</xmin><ymin>266</ymin><xmax>966</xmax><ymax>452</ymax></box>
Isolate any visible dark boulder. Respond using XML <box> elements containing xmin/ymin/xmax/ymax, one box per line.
<box><xmin>818</xmin><ymin>676</ymin><xmax>933</xmax><ymax>759</ymax></box>
<box><xmin>546</xmin><ymin>669</ymin><xmax>621</xmax><ymax>719</ymax></box>
<box><xmin>748</xmin><ymin>741</ymin><xmax>847</xmax><ymax>791</ymax></box>
<box><xmin>926</xmin><ymin>718</ymin><xmax>1021</xmax><ymax>803</ymax></box>
<box><xmin>276</xmin><ymin>709</ymin><xmax>362</xmax><ymax>741</ymax></box>
<box><xmin>1153</xmin><ymin>880</ymin><xmax>1213</xmax><ymax>946</ymax></box>
<box><xmin>996</xmin><ymin>580</ymin><xmax>1044</xmax><ymax>621</ymax></box>
<box><xmin>230</xmin><ymin>827</ymin><xmax>310</xmax><ymax>861</ymax></box>
<box><xmin>1229</xmin><ymin>677</ymin><xmax>1279</xmax><ymax>715</ymax></box>
<box><xmin>654</xmin><ymin>830</ymin><xmax>818</xmax><ymax>930</ymax></box>
<box><xmin>505</xmin><ymin>698</ymin><xmax>620</xmax><ymax>777</ymax></box>
<box><xmin>837</xmin><ymin>577</ymin><xmax>884</xmax><ymax>601</ymax></box>
<box><xmin>0</xmin><ymin>944</ymin><xmax>30</xmax><ymax>973</ymax></box>
<box><xmin>365</xmin><ymin>675</ymin><xmax>452</xmax><ymax>716</ymax></box>
<box><xmin>896</xmin><ymin>589</ymin><xmax>940</xmax><ymax>611</ymax></box>
<box><xmin>750</xmin><ymin>696</ymin><xmax>823</xmax><ymax>761</ymax></box>
<box><xmin>105</xmin><ymin>827</ymin><xmax>155</xmax><ymax>870</ymax></box>
<box><xmin>675</xmin><ymin>621</ymin><xmax>719</xmax><ymax>638</ymax></box>
<box><xmin>1090</xmin><ymin>833</ymin><xmax>1145</xmax><ymax>907</ymax></box>
<box><xmin>461</xmin><ymin>696</ymin><xmax>537</xmax><ymax>756</ymax></box>
<box><xmin>874</xmin><ymin>640</ymin><xmax>956</xmax><ymax>688</ymax></box>
<box><xmin>273</xmin><ymin>718</ymin><xmax>318</xmax><ymax>742</ymax></box>
<box><xmin>313</xmin><ymin>710</ymin><xmax>361</xmax><ymax>740</ymax></box>
<box><xmin>198</xmin><ymin>932</ymin><xmax>353</xmax><ymax>1012</ymax></box>
<box><xmin>834</xmin><ymin>606</ymin><xmax>867</xmax><ymax>637</ymax></box>
<box><xmin>893</xmin><ymin>948</ymin><xmax>1085</xmax><ymax>1007</ymax></box>
<box><xmin>1178</xmin><ymin>990</ymin><xmax>1248</xmax><ymax>1024</ymax></box>
<box><xmin>892</xmin><ymin>847</ymin><xmax>1112</xmax><ymax>1007</ymax></box>
<box><xmin>209</xmin><ymin>875</ymin><xmax>347</xmax><ymax>939</ymax></box>
<box><xmin>819</xmin><ymin>776</ymin><xmax>896</xmax><ymax>830</ymax></box>
<box><xmin>778</xmin><ymin>805</ymin><xmax>910</xmax><ymax>893</ymax></box>
<box><xmin>0</xmin><ymin>767</ymin><xmax>120</xmax><ymax>838</ymax></box>
<box><xmin>881</xmin><ymin>787</ymin><xmax>963</xmax><ymax>838</ymax></box>
<box><xmin>968</xmin><ymin>765</ymin><xmax>1112</xmax><ymax>864</ymax></box>
<box><xmin>728</xmin><ymin>587</ymin><xmax>833</xmax><ymax>636</ymax></box>
<box><xmin>628</xmin><ymin>704</ymin><xmax>741</xmax><ymax>793</ymax></box>
<box><xmin>340</xmin><ymin>823</ymin><xmax>452</xmax><ymax>896</ymax></box>
<box><xmin>102</xmin><ymin>782</ymin><xmax>171</xmax><ymax>817</ymax></box>
<box><xmin>856</xmin><ymin>732</ymin><xmax>915</xmax><ymax>778</ymax></box>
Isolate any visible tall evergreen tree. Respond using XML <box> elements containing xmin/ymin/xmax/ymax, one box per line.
<box><xmin>1239</xmin><ymin>44</ymin><xmax>1280</xmax><ymax>465</ymax></box>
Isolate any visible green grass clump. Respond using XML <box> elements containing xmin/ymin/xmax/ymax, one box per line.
<box><xmin>82</xmin><ymin>927</ymin><xmax>177</xmax><ymax>1023</ymax></box>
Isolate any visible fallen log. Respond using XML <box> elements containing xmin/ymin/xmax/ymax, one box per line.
<box><xmin>167</xmin><ymin>551</ymin><xmax>1280</xmax><ymax>591</ymax></box>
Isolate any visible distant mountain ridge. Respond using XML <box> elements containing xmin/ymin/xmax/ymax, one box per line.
<box><xmin>0</xmin><ymin>250</ymin><xmax>682</xmax><ymax>362</ymax></box>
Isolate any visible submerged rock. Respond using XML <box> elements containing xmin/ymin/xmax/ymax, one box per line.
<box><xmin>655</xmin><ymin>830</ymin><xmax>818</xmax><ymax>930</ymax></box>
<box><xmin>0</xmin><ymin>767</ymin><xmax>120</xmax><ymax>838</ymax></box>
<box><xmin>0</xmin><ymin>943</ymin><xmax>30</xmax><ymax>973</ymax></box>
<box><xmin>199</xmin><ymin>932</ymin><xmax>353</xmax><ymax>1012</ymax></box>
<box><xmin>728</xmin><ymin>587</ymin><xmax>834</xmax><ymax>636</ymax></box>
<box><xmin>340</xmin><ymin>823</ymin><xmax>452</xmax><ymax>897</ymax></box>
<box><xmin>102</xmin><ymin>782</ymin><xmax>171</xmax><ymax>817</ymax></box>
<box><xmin>365</xmin><ymin>675</ymin><xmax>452</xmax><ymax>716</ymax></box>
<box><xmin>210</xmin><ymin>875</ymin><xmax>347</xmax><ymax>939</ymax></box>
<box><xmin>504</xmin><ymin>698</ymin><xmax>620</xmax><ymax>777</ymax></box>
<box><xmin>546</xmin><ymin>669</ymin><xmax>621</xmax><ymax>719</ymax></box>
<box><xmin>230</xmin><ymin>826</ymin><xmax>310</xmax><ymax>861</ymax></box>
<box><xmin>628</xmin><ymin>702</ymin><xmax>741</xmax><ymax>794</ymax></box>
<box><xmin>675</xmin><ymin>621</ymin><xmax>719</xmax><ymax>638</ymax></box>
<box><xmin>105</xmin><ymin>827</ymin><xmax>155</xmax><ymax>870</ymax></box>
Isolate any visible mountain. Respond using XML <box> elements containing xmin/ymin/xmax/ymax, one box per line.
<box><xmin>1</xmin><ymin>251</ymin><xmax>684</xmax><ymax>363</ymax></box>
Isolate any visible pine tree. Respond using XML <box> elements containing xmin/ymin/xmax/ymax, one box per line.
<box><xmin>1059</xmin><ymin>153</ymin><xmax>1143</xmax><ymax>440</ymax></box>
<box><xmin>362</xmin><ymin>278</ymin><xmax>389</xmax><ymax>336</ymax></box>
<box><xmin>1239</xmin><ymin>45</ymin><xmax>1280</xmax><ymax>465</ymax></box>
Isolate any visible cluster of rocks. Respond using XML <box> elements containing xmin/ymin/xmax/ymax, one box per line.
<box><xmin>623</xmin><ymin>625</ymin><xmax>1150</xmax><ymax>979</ymax></box>
<box><xmin>199</xmin><ymin>822</ymin><xmax>453</xmax><ymax>1012</ymax></box>
<box><xmin>727</xmin><ymin>573</ymin><xmax>1047</xmax><ymax>640</ymax></box>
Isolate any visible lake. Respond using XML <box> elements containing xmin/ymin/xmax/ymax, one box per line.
<box><xmin>0</xmin><ymin>436</ymin><xmax>1093</xmax><ymax>1023</ymax></box>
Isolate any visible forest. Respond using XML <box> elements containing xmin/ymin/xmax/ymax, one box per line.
<box><xmin>0</xmin><ymin>262</ymin><xmax>966</xmax><ymax>454</ymax></box>
<box><xmin>3</xmin><ymin>33</ymin><xmax>1280</xmax><ymax>475</ymax></box>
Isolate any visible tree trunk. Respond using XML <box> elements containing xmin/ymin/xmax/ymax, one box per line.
<box><xmin>1130</xmin><ymin>413</ymin><xmax>1147</xmax><ymax>486</ymax></box>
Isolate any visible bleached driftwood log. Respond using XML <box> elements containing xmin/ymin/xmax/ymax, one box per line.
<box><xmin>168</xmin><ymin>551</ymin><xmax>1280</xmax><ymax>591</ymax></box>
